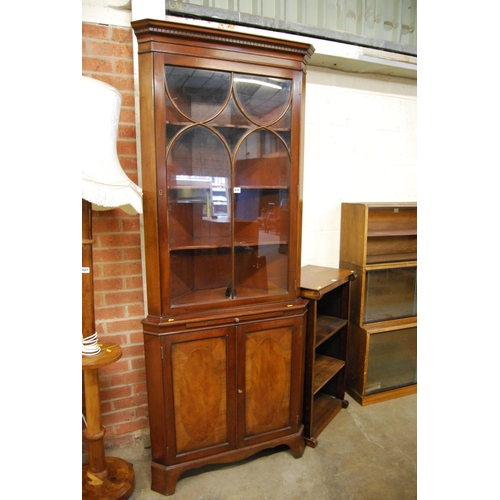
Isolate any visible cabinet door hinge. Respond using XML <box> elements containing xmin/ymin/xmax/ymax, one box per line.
<box><xmin>161</xmin><ymin>346</ymin><xmax>164</xmax><ymax>359</ymax></box>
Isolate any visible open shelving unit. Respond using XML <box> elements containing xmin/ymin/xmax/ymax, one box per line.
<box><xmin>300</xmin><ymin>265</ymin><xmax>356</xmax><ymax>447</ymax></box>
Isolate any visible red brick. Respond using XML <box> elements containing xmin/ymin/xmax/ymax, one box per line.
<box><xmin>133</xmin><ymin>382</ymin><xmax>148</xmax><ymax>395</ymax></box>
<box><xmin>93</xmin><ymin>248</ymin><xmax>122</xmax><ymax>262</ymax></box>
<box><xmin>130</xmin><ymin>356</ymin><xmax>146</xmax><ymax>371</ymax></box>
<box><xmin>105</xmin><ymin>318</ymin><xmax>143</xmax><ymax>334</ymax></box>
<box><xmin>115</xmin><ymin>59</ymin><xmax>134</xmax><ymax>75</ymax></box>
<box><xmin>114</xmin><ymin>394</ymin><xmax>148</xmax><ymax>411</ymax></box>
<box><xmin>117</xmin><ymin>141</ymin><xmax>138</xmax><ymax>156</ymax></box>
<box><xmin>99</xmin><ymin>232</ymin><xmax>141</xmax><ymax>247</ymax></box>
<box><xmin>118</xmin><ymin>124</ymin><xmax>136</xmax><ymax>139</ymax></box>
<box><xmin>111</xmin><ymin>369</ymin><xmax>146</xmax><ymax>387</ymax></box>
<box><xmin>82</xmin><ymin>23</ymin><xmax>110</xmax><ymax>40</ymax></box>
<box><xmin>111</xmin><ymin>26</ymin><xmax>132</xmax><ymax>43</ymax></box>
<box><xmin>88</xmin><ymin>40</ymin><xmax>130</xmax><ymax>59</ymax></box>
<box><xmin>105</xmin><ymin>434</ymin><xmax>135</xmax><ymax>448</ymax></box>
<box><xmin>96</xmin><ymin>306</ymin><xmax>127</xmax><ymax>321</ymax></box>
<box><xmin>135</xmin><ymin>405</ymin><xmax>150</xmax><ymax>419</ymax></box>
<box><xmin>104</xmin><ymin>291</ymin><xmax>144</xmax><ymax>307</ymax></box>
<box><xmin>115</xmin><ymin>417</ymin><xmax>150</xmax><ymax>436</ymax></box>
<box><xmin>121</xmin><ymin>93</ymin><xmax>135</xmax><ymax>107</ymax></box>
<box><xmin>126</xmin><ymin>284</ymin><xmax>144</xmax><ymax>296</ymax></box>
<box><xmin>122</xmin><ymin>344</ymin><xmax>145</xmax><ymax>358</ymax></box>
<box><xmin>101</xmin><ymin>384</ymin><xmax>132</xmax><ymax>401</ymax></box>
<box><xmin>129</xmin><ymin>331</ymin><xmax>145</xmax><ymax>344</ymax></box>
<box><xmin>100</xmin><ymin>401</ymin><xmax>113</xmax><ymax>415</ymax></box>
<box><xmin>102</xmin><ymin>261</ymin><xmax>142</xmax><ymax>277</ymax></box>
<box><xmin>82</xmin><ymin>56</ymin><xmax>113</xmax><ymax>73</ymax></box>
<box><xmin>123</xmin><ymin>248</ymin><xmax>141</xmax><ymax>261</ymax></box>
<box><xmin>119</xmin><ymin>108</ymin><xmax>136</xmax><ymax>124</ymax></box>
<box><xmin>93</xmin><ymin>217</ymin><xmax>121</xmax><ymax>233</ymax></box>
<box><xmin>94</xmin><ymin>278</ymin><xmax>124</xmax><ymax>292</ymax></box>
<box><xmin>102</xmin><ymin>409</ymin><xmax>136</xmax><ymax>426</ymax></box>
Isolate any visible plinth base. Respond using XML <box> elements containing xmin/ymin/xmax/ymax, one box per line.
<box><xmin>82</xmin><ymin>457</ymin><xmax>135</xmax><ymax>500</ymax></box>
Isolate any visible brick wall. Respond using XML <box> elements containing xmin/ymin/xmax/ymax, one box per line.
<box><xmin>82</xmin><ymin>22</ymin><xmax>149</xmax><ymax>449</ymax></box>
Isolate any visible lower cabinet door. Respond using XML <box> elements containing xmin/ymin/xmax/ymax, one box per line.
<box><xmin>167</xmin><ymin>327</ymin><xmax>236</xmax><ymax>462</ymax></box>
<box><xmin>162</xmin><ymin>313</ymin><xmax>304</xmax><ymax>464</ymax></box>
<box><xmin>239</xmin><ymin>316</ymin><xmax>302</xmax><ymax>446</ymax></box>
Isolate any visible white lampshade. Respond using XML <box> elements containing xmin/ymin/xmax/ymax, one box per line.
<box><xmin>82</xmin><ymin>76</ymin><xmax>143</xmax><ymax>215</ymax></box>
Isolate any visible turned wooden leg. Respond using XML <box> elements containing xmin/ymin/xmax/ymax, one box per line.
<box><xmin>83</xmin><ymin>367</ymin><xmax>109</xmax><ymax>480</ymax></box>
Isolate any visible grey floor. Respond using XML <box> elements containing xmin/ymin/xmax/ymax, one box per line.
<box><xmin>106</xmin><ymin>393</ymin><xmax>417</xmax><ymax>500</ymax></box>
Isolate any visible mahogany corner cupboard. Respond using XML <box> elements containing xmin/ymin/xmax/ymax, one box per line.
<box><xmin>132</xmin><ymin>19</ymin><xmax>314</xmax><ymax>495</ymax></box>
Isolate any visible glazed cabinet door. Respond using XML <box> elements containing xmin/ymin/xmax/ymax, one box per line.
<box><xmin>164</xmin><ymin>327</ymin><xmax>237</xmax><ymax>463</ymax></box>
<box><xmin>160</xmin><ymin>59</ymin><xmax>300</xmax><ymax>314</ymax></box>
<box><xmin>238</xmin><ymin>316</ymin><xmax>304</xmax><ymax>447</ymax></box>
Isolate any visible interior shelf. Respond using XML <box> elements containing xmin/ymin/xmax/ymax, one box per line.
<box><xmin>366</xmin><ymin>253</ymin><xmax>417</xmax><ymax>264</ymax></box>
<box><xmin>367</xmin><ymin>229</ymin><xmax>417</xmax><ymax>237</ymax></box>
<box><xmin>171</xmin><ymin>285</ymin><xmax>287</xmax><ymax>307</ymax></box>
<box><xmin>315</xmin><ymin>315</ymin><xmax>347</xmax><ymax>347</ymax></box>
<box><xmin>313</xmin><ymin>354</ymin><xmax>345</xmax><ymax>394</ymax></box>
<box><xmin>310</xmin><ymin>393</ymin><xmax>344</xmax><ymax>438</ymax></box>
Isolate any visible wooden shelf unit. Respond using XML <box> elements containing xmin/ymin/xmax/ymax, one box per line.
<box><xmin>300</xmin><ymin>265</ymin><xmax>356</xmax><ymax>447</ymax></box>
<box><xmin>340</xmin><ymin>202</ymin><xmax>417</xmax><ymax>406</ymax></box>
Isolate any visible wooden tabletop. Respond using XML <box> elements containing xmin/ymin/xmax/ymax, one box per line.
<box><xmin>82</xmin><ymin>342</ymin><xmax>122</xmax><ymax>370</ymax></box>
<box><xmin>300</xmin><ymin>265</ymin><xmax>356</xmax><ymax>299</ymax></box>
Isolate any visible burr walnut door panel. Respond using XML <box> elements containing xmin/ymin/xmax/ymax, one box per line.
<box><xmin>238</xmin><ymin>316</ymin><xmax>303</xmax><ymax>447</ymax></box>
<box><xmin>167</xmin><ymin>328</ymin><xmax>237</xmax><ymax>463</ymax></box>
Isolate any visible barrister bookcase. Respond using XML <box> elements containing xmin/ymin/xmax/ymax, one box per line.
<box><xmin>132</xmin><ymin>19</ymin><xmax>314</xmax><ymax>495</ymax></box>
<box><xmin>340</xmin><ymin>202</ymin><xmax>417</xmax><ymax>405</ymax></box>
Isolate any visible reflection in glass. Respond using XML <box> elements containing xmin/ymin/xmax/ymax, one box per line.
<box><xmin>365</xmin><ymin>328</ymin><xmax>417</xmax><ymax>394</ymax></box>
<box><xmin>165</xmin><ymin>66</ymin><xmax>231</xmax><ymax>122</ymax></box>
<box><xmin>234</xmin><ymin>74</ymin><xmax>291</xmax><ymax>125</ymax></box>
<box><xmin>364</xmin><ymin>267</ymin><xmax>417</xmax><ymax>323</ymax></box>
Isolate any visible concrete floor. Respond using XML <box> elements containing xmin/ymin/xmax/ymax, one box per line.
<box><xmin>105</xmin><ymin>393</ymin><xmax>417</xmax><ymax>499</ymax></box>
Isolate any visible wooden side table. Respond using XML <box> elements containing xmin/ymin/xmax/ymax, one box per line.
<box><xmin>82</xmin><ymin>342</ymin><xmax>134</xmax><ymax>499</ymax></box>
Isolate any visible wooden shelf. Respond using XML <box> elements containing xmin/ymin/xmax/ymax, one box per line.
<box><xmin>366</xmin><ymin>253</ymin><xmax>417</xmax><ymax>264</ymax></box>
<box><xmin>308</xmin><ymin>393</ymin><xmax>344</xmax><ymax>444</ymax></box>
<box><xmin>367</xmin><ymin>229</ymin><xmax>417</xmax><ymax>237</ymax></box>
<box><xmin>315</xmin><ymin>315</ymin><xmax>347</xmax><ymax>347</ymax></box>
<box><xmin>313</xmin><ymin>355</ymin><xmax>344</xmax><ymax>394</ymax></box>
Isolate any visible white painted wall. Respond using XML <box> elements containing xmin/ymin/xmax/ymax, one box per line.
<box><xmin>301</xmin><ymin>68</ymin><xmax>417</xmax><ymax>268</ymax></box>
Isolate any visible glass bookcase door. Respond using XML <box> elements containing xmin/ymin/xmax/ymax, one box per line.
<box><xmin>233</xmin><ymin>74</ymin><xmax>292</xmax><ymax>299</ymax></box>
<box><xmin>164</xmin><ymin>65</ymin><xmax>294</xmax><ymax>307</ymax></box>
<box><xmin>165</xmin><ymin>66</ymin><xmax>233</xmax><ymax>308</ymax></box>
<box><xmin>363</xmin><ymin>266</ymin><xmax>417</xmax><ymax>323</ymax></box>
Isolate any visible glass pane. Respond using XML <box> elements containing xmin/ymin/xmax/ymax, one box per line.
<box><xmin>167</xmin><ymin>125</ymin><xmax>232</xmax><ymax>307</ymax></box>
<box><xmin>364</xmin><ymin>267</ymin><xmax>417</xmax><ymax>323</ymax></box>
<box><xmin>165</xmin><ymin>66</ymin><xmax>231</xmax><ymax>122</ymax></box>
<box><xmin>233</xmin><ymin>129</ymin><xmax>291</xmax><ymax>298</ymax></box>
<box><xmin>365</xmin><ymin>328</ymin><xmax>417</xmax><ymax>394</ymax></box>
<box><xmin>234</xmin><ymin>74</ymin><xmax>291</xmax><ymax>125</ymax></box>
